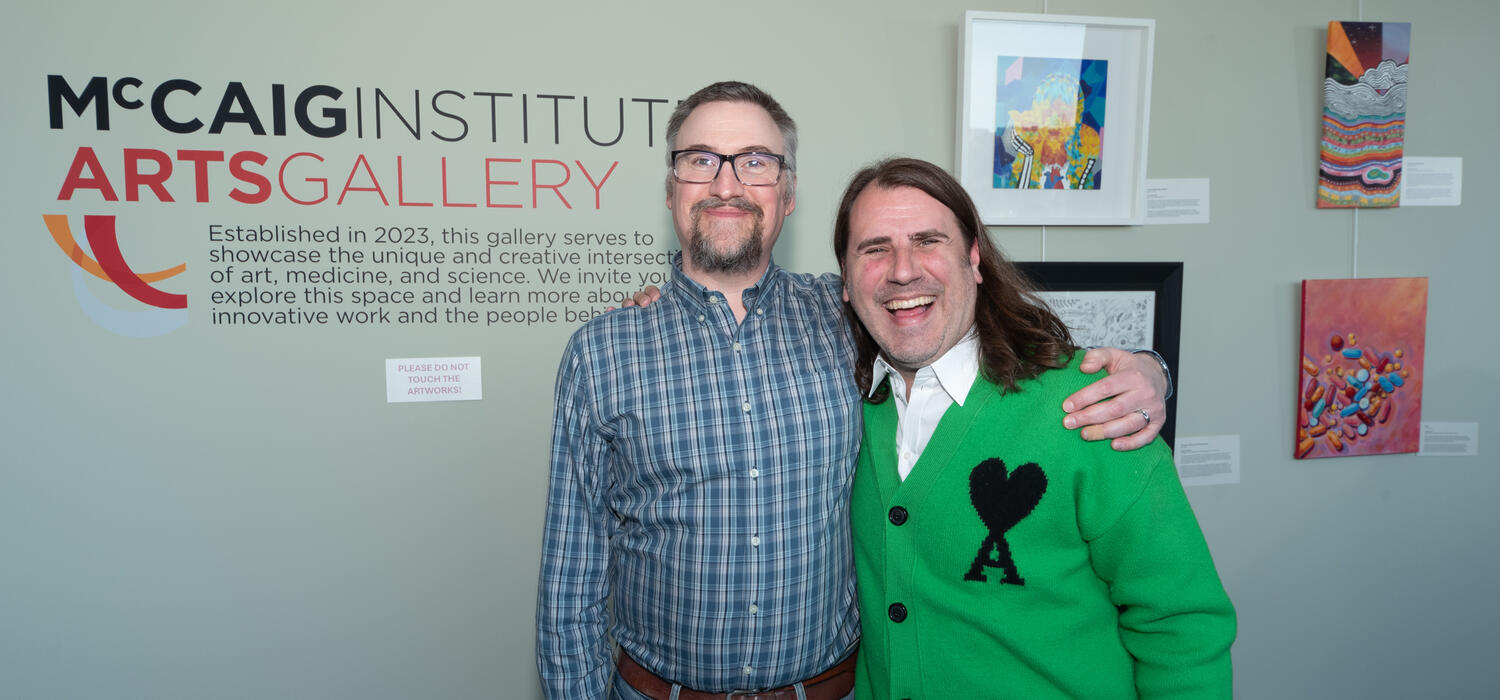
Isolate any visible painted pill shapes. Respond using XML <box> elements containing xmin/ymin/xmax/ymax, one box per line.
<box><xmin>1298</xmin><ymin>438</ymin><xmax>1316</xmax><ymax>457</ymax></box>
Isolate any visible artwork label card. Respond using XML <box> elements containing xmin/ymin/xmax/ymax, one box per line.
<box><xmin>1419</xmin><ymin>422</ymin><xmax>1479</xmax><ymax>457</ymax></box>
<box><xmin>1145</xmin><ymin>178</ymin><xmax>1210</xmax><ymax>223</ymax></box>
<box><xmin>1175</xmin><ymin>435</ymin><xmax>1241</xmax><ymax>486</ymax></box>
<box><xmin>1400</xmin><ymin>157</ymin><xmax>1462</xmax><ymax>207</ymax></box>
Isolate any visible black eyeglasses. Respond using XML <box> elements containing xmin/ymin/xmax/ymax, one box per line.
<box><xmin>669</xmin><ymin>150</ymin><xmax>788</xmax><ymax>186</ymax></box>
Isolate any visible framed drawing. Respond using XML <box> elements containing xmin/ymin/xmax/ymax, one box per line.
<box><xmin>1017</xmin><ymin>261</ymin><xmax>1183</xmax><ymax>447</ymax></box>
<box><xmin>959</xmin><ymin>12</ymin><xmax>1156</xmax><ymax>225</ymax></box>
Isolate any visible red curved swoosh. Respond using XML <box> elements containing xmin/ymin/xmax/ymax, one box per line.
<box><xmin>85</xmin><ymin>215</ymin><xmax>187</xmax><ymax>309</ymax></box>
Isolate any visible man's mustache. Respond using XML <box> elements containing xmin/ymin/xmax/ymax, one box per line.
<box><xmin>691</xmin><ymin>197</ymin><xmax>762</xmax><ymax>217</ymax></box>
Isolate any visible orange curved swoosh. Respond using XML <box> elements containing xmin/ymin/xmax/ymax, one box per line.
<box><xmin>44</xmin><ymin>214</ymin><xmax>185</xmax><ymax>283</ymax></box>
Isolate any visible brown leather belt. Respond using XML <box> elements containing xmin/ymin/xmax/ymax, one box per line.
<box><xmin>617</xmin><ymin>652</ymin><xmax>856</xmax><ymax>700</ymax></box>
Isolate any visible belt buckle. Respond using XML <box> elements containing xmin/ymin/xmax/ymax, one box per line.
<box><xmin>724</xmin><ymin>691</ymin><xmax>769</xmax><ymax>700</ymax></box>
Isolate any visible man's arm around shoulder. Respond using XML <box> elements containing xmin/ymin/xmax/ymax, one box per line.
<box><xmin>1062</xmin><ymin>347</ymin><xmax>1172</xmax><ymax>451</ymax></box>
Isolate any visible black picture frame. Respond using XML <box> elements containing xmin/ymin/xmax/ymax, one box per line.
<box><xmin>1016</xmin><ymin>261</ymin><xmax>1183</xmax><ymax>448</ymax></box>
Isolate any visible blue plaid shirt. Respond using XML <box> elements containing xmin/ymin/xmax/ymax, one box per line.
<box><xmin>537</xmin><ymin>257</ymin><xmax>862</xmax><ymax>697</ymax></box>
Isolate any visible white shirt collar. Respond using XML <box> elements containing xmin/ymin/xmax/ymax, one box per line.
<box><xmin>869</xmin><ymin>328</ymin><xmax>981</xmax><ymax>406</ymax></box>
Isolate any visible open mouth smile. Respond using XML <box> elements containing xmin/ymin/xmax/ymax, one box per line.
<box><xmin>883</xmin><ymin>296</ymin><xmax>936</xmax><ymax>320</ymax></box>
<box><xmin>884</xmin><ymin>296</ymin><xmax>935</xmax><ymax>311</ymax></box>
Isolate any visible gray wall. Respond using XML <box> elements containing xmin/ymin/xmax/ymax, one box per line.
<box><xmin>1</xmin><ymin>0</ymin><xmax>1494</xmax><ymax>698</ymax></box>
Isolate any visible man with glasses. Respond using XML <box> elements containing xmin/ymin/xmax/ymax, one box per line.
<box><xmin>536</xmin><ymin>81</ymin><xmax>1170</xmax><ymax>700</ymax></box>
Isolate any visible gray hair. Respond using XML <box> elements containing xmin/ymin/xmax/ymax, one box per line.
<box><xmin>664</xmin><ymin>82</ymin><xmax>798</xmax><ymax>202</ymax></box>
<box><xmin>666</xmin><ymin>81</ymin><xmax>798</xmax><ymax>168</ymax></box>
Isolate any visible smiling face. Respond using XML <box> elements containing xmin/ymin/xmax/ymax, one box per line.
<box><xmin>665</xmin><ymin>100</ymin><xmax>796</xmax><ymax>280</ymax></box>
<box><xmin>842</xmin><ymin>185</ymin><xmax>981</xmax><ymax>385</ymax></box>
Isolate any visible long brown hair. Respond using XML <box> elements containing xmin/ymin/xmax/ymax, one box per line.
<box><xmin>832</xmin><ymin>157</ymin><xmax>1075</xmax><ymax>403</ymax></box>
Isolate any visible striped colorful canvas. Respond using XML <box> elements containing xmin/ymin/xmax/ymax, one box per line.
<box><xmin>1318</xmin><ymin>21</ymin><xmax>1411</xmax><ymax>208</ymax></box>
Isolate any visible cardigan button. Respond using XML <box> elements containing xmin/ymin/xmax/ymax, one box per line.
<box><xmin>888</xmin><ymin>506</ymin><xmax>908</xmax><ymax>526</ymax></box>
<box><xmin>887</xmin><ymin>602</ymin><xmax>907</xmax><ymax>622</ymax></box>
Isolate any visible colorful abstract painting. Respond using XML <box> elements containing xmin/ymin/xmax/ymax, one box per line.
<box><xmin>993</xmin><ymin>56</ymin><xmax>1107</xmax><ymax>190</ymax></box>
<box><xmin>1318</xmin><ymin>21</ymin><xmax>1411</xmax><ymax>208</ymax></box>
<box><xmin>1296</xmin><ymin>277</ymin><xmax>1427</xmax><ymax>459</ymax></box>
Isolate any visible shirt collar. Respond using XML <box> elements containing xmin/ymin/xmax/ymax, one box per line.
<box><xmin>869</xmin><ymin>328</ymin><xmax>981</xmax><ymax>404</ymax></box>
<box><xmin>668</xmin><ymin>251</ymin><xmax>782</xmax><ymax>312</ymax></box>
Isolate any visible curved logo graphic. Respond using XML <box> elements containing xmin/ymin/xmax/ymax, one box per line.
<box><xmin>44</xmin><ymin>214</ymin><xmax>188</xmax><ymax>337</ymax></box>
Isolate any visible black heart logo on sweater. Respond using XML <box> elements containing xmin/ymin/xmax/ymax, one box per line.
<box><xmin>964</xmin><ymin>458</ymin><xmax>1047</xmax><ymax>585</ymax></box>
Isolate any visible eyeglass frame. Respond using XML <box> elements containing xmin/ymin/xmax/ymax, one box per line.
<box><xmin>668</xmin><ymin>149</ymin><xmax>790</xmax><ymax>186</ymax></box>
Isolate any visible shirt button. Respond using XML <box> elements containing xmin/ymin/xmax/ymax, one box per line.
<box><xmin>888</xmin><ymin>603</ymin><xmax>908</xmax><ymax>623</ymax></box>
<box><xmin>748</xmin><ymin>604</ymin><xmax>759</xmax><ymax>614</ymax></box>
<box><xmin>756</xmin><ymin>308</ymin><xmax>764</xmax><ymax>316</ymax></box>
<box><xmin>709</xmin><ymin>297</ymin><xmax>719</xmax><ymax>304</ymax></box>
<box><xmin>888</xmin><ymin>506</ymin><xmax>909</xmax><ymax>526</ymax></box>
<box><xmin>750</xmin><ymin>536</ymin><xmax>761</xmax><ymax>547</ymax></box>
<box><xmin>742</xmin><ymin>401</ymin><xmax>751</xmax><ymax>413</ymax></box>
<box><xmin>732</xmin><ymin>342</ymin><xmax>742</xmax><ymax>352</ymax></box>
<box><xmin>698</xmin><ymin>314</ymin><xmax>705</xmax><ymax>323</ymax></box>
<box><xmin>748</xmin><ymin>468</ymin><xmax>760</xmax><ymax>478</ymax></box>
<box><xmin>743</xmin><ymin>666</ymin><xmax>753</xmax><ymax>676</ymax></box>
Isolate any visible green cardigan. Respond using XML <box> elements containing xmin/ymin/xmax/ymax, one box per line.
<box><xmin>852</xmin><ymin>357</ymin><xmax>1235</xmax><ymax>699</ymax></box>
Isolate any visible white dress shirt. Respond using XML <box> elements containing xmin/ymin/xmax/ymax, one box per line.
<box><xmin>869</xmin><ymin>330</ymin><xmax>981</xmax><ymax>481</ymax></box>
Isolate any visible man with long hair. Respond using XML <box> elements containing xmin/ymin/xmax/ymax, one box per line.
<box><xmin>836</xmin><ymin>157</ymin><xmax>1235</xmax><ymax>698</ymax></box>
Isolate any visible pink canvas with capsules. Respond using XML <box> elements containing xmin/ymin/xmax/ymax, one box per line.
<box><xmin>1296</xmin><ymin>277</ymin><xmax>1427</xmax><ymax>459</ymax></box>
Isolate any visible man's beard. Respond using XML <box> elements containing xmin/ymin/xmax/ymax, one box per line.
<box><xmin>688</xmin><ymin>197</ymin><xmax>764</xmax><ymax>275</ymax></box>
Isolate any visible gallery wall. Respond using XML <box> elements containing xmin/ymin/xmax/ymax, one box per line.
<box><xmin>1</xmin><ymin>0</ymin><xmax>1493</xmax><ymax>698</ymax></box>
